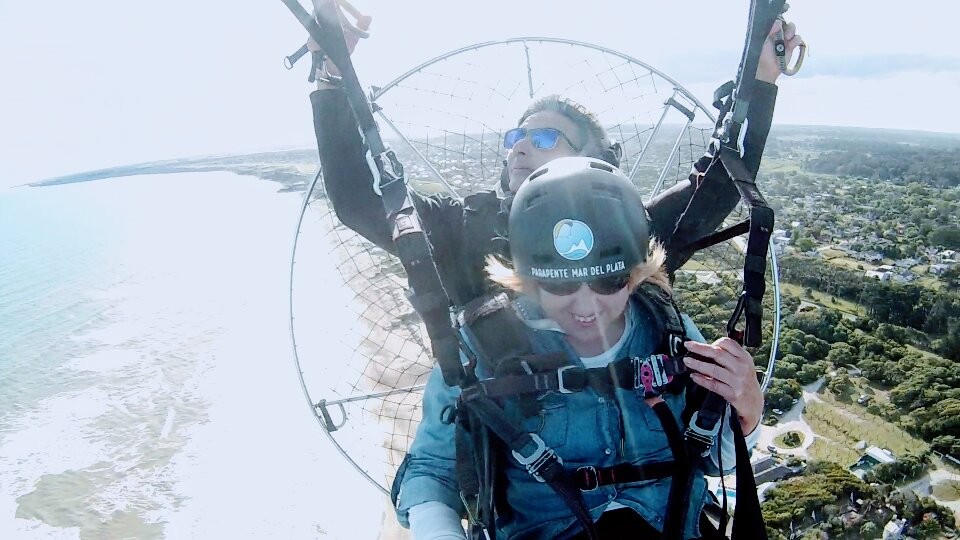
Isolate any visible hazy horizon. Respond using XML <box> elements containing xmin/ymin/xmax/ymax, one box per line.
<box><xmin>16</xmin><ymin>122</ymin><xmax>959</xmax><ymax>190</ymax></box>
<box><xmin>2</xmin><ymin>1</ymin><xmax>960</xmax><ymax>191</ymax></box>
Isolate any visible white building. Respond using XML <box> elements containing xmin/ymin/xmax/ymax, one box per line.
<box><xmin>930</xmin><ymin>263</ymin><xmax>953</xmax><ymax>276</ymax></box>
<box><xmin>850</xmin><ymin>446</ymin><xmax>896</xmax><ymax>479</ymax></box>
<box><xmin>866</xmin><ymin>269</ymin><xmax>893</xmax><ymax>281</ymax></box>
<box><xmin>882</xmin><ymin>517</ymin><xmax>906</xmax><ymax>539</ymax></box>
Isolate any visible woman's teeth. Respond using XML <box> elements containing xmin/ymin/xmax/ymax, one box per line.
<box><xmin>573</xmin><ymin>314</ymin><xmax>597</xmax><ymax>323</ymax></box>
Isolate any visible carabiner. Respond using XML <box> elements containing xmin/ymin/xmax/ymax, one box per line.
<box><xmin>775</xmin><ymin>4</ymin><xmax>807</xmax><ymax>76</ymax></box>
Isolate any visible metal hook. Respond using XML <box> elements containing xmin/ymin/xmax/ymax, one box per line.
<box><xmin>775</xmin><ymin>3</ymin><xmax>807</xmax><ymax>76</ymax></box>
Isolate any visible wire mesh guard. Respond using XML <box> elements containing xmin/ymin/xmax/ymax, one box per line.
<box><xmin>290</xmin><ymin>38</ymin><xmax>780</xmax><ymax>495</ymax></box>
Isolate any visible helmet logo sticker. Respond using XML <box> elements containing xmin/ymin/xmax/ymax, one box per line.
<box><xmin>553</xmin><ymin>219</ymin><xmax>594</xmax><ymax>261</ymax></box>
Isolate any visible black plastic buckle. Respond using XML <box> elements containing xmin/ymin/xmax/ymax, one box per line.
<box><xmin>577</xmin><ymin>466</ymin><xmax>599</xmax><ymax>491</ymax></box>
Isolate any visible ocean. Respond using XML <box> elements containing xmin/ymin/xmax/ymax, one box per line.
<box><xmin>0</xmin><ymin>172</ymin><xmax>385</xmax><ymax>539</ymax></box>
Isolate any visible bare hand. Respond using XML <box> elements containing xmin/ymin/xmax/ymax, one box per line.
<box><xmin>756</xmin><ymin>19</ymin><xmax>803</xmax><ymax>83</ymax></box>
<box><xmin>682</xmin><ymin>338</ymin><xmax>764</xmax><ymax>435</ymax></box>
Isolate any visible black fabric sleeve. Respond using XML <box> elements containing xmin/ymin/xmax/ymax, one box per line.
<box><xmin>310</xmin><ymin>87</ymin><xmax>464</xmax><ymax>259</ymax></box>
<box><xmin>647</xmin><ymin>81</ymin><xmax>779</xmax><ymax>274</ymax></box>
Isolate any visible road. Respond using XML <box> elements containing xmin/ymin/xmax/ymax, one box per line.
<box><xmin>757</xmin><ymin>378</ymin><xmax>826</xmax><ymax>457</ymax></box>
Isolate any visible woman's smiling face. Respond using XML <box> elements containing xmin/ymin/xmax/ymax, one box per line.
<box><xmin>536</xmin><ymin>280</ymin><xmax>630</xmax><ymax>357</ymax></box>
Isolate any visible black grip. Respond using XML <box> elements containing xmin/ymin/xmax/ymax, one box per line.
<box><xmin>284</xmin><ymin>43</ymin><xmax>309</xmax><ymax>69</ymax></box>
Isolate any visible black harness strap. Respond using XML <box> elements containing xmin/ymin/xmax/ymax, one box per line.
<box><xmin>670</xmin><ymin>2</ymin><xmax>782</xmax><ymax>538</ymax></box>
<box><xmin>458</xmin><ymin>386</ymin><xmax>599</xmax><ymax>540</ymax></box>
<box><xmin>475</xmin><ymin>354</ymin><xmax>687</xmax><ymax>399</ymax></box>
<box><xmin>281</xmin><ymin>0</ymin><xmax>466</xmax><ymax>388</ymax></box>
<box><xmin>718</xmin><ymin>152</ymin><xmax>774</xmax><ymax>347</ymax></box>
<box><xmin>712</xmin><ymin>0</ymin><xmax>782</xmax><ymax>349</ymax></box>
<box><xmin>570</xmin><ymin>461</ymin><xmax>676</xmax><ymax>491</ymax></box>
<box><xmin>706</xmin><ymin>6</ymin><xmax>780</xmax><ymax>540</ymax></box>
<box><xmin>652</xmin><ymin>399</ymin><xmax>691</xmax><ymax>540</ymax></box>
<box><xmin>729</xmin><ymin>408</ymin><xmax>767</xmax><ymax>539</ymax></box>
<box><xmin>634</xmin><ymin>283</ymin><xmax>688</xmax><ymax>355</ymax></box>
<box><xmin>455</xmin><ymin>409</ymin><xmax>499</xmax><ymax>536</ymax></box>
<box><xmin>678</xmin><ymin>220</ymin><xmax>750</xmax><ymax>256</ymax></box>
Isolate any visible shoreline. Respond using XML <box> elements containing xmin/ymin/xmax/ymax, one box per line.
<box><xmin>26</xmin><ymin>149</ymin><xmax>319</xmax><ymax>193</ymax></box>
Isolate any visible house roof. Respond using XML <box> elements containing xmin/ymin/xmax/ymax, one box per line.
<box><xmin>865</xmin><ymin>446</ymin><xmax>896</xmax><ymax>464</ymax></box>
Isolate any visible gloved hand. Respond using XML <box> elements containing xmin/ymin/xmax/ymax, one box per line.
<box><xmin>306</xmin><ymin>0</ymin><xmax>372</xmax><ymax>79</ymax></box>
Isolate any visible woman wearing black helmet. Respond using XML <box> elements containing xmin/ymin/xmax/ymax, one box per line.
<box><xmin>395</xmin><ymin>157</ymin><xmax>763</xmax><ymax>539</ymax></box>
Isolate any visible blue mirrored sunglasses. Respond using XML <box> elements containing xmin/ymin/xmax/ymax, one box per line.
<box><xmin>503</xmin><ymin>127</ymin><xmax>582</xmax><ymax>152</ymax></box>
<box><xmin>537</xmin><ymin>274</ymin><xmax>630</xmax><ymax>296</ymax></box>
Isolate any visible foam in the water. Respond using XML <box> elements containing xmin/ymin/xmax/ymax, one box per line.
<box><xmin>0</xmin><ymin>172</ymin><xmax>384</xmax><ymax>539</ymax></box>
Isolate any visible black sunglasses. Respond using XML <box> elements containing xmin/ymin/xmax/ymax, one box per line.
<box><xmin>537</xmin><ymin>274</ymin><xmax>630</xmax><ymax>296</ymax></box>
<box><xmin>503</xmin><ymin>127</ymin><xmax>582</xmax><ymax>152</ymax></box>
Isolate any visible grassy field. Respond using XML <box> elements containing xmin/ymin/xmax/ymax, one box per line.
<box><xmin>818</xmin><ymin>248</ymin><xmax>851</xmax><ymax>260</ymax></box>
<box><xmin>780</xmin><ymin>282</ymin><xmax>866</xmax><ymax>317</ymax></box>
<box><xmin>932</xmin><ymin>480</ymin><xmax>960</xmax><ymax>501</ymax></box>
<box><xmin>822</xmin><ymin>255</ymin><xmax>873</xmax><ymax>272</ymax></box>
<box><xmin>808</xmin><ymin>438</ymin><xmax>861</xmax><ymax>466</ymax></box>
<box><xmin>805</xmin><ymin>398</ymin><xmax>929</xmax><ymax>458</ymax></box>
<box><xmin>775</xmin><ymin>431</ymin><xmax>805</xmax><ymax>448</ymax></box>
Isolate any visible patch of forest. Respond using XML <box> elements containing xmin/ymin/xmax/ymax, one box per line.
<box><xmin>779</xmin><ymin>255</ymin><xmax>960</xmax><ymax>361</ymax></box>
<box><xmin>674</xmin><ymin>273</ymin><xmax>960</xmax><ymax>457</ymax></box>
<box><xmin>768</xmin><ymin>129</ymin><xmax>960</xmax><ymax>188</ymax></box>
<box><xmin>763</xmin><ymin>461</ymin><xmax>954</xmax><ymax>539</ymax></box>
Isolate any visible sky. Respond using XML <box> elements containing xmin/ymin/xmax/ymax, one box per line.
<box><xmin>1</xmin><ymin>0</ymin><xmax>959</xmax><ymax>191</ymax></box>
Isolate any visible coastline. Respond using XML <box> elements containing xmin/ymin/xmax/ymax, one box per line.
<box><xmin>0</xmin><ymin>171</ymin><xmax>388</xmax><ymax>539</ymax></box>
<box><xmin>26</xmin><ymin>149</ymin><xmax>319</xmax><ymax>194</ymax></box>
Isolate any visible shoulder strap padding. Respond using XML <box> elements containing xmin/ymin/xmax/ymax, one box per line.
<box><xmin>460</xmin><ymin>292</ymin><xmax>533</xmax><ymax>376</ymax></box>
<box><xmin>633</xmin><ymin>283</ymin><xmax>687</xmax><ymax>356</ymax></box>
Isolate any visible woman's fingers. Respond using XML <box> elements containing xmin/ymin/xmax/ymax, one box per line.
<box><xmin>683</xmin><ymin>339</ymin><xmax>764</xmax><ymax>433</ymax></box>
<box><xmin>682</xmin><ymin>353</ymin><xmax>725</xmax><ymax>380</ymax></box>
<box><xmin>688</xmin><ymin>370</ymin><xmax>733</xmax><ymax>399</ymax></box>
<box><xmin>683</xmin><ymin>340</ymin><xmax>749</xmax><ymax>377</ymax></box>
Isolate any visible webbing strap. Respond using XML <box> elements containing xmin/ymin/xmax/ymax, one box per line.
<box><xmin>570</xmin><ymin>461</ymin><xmax>676</xmax><ymax>491</ymax></box>
<box><xmin>282</xmin><ymin>0</ymin><xmax>466</xmax><ymax>386</ymax></box>
<box><xmin>477</xmin><ymin>354</ymin><xmax>687</xmax><ymax>399</ymax></box>
<box><xmin>458</xmin><ymin>386</ymin><xmax>599</xmax><ymax>540</ymax></box>
<box><xmin>718</xmin><ymin>151</ymin><xmax>774</xmax><ymax>348</ymax></box>
<box><xmin>678</xmin><ymin>4</ymin><xmax>783</xmax><ymax>533</ymax></box>
<box><xmin>730</xmin><ymin>408</ymin><xmax>768</xmax><ymax>540</ymax></box>
<box><xmin>651</xmin><ymin>400</ymin><xmax>690</xmax><ymax>540</ymax></box>
<box><xmin>456</xmin><ymin>411</ymin><xmax>498</xmax><ymax>536</ymax></box>
<box><xmin>676</xmin><ymin>220</ymin><xmax>750</xmax><ymax>257</ymax></box>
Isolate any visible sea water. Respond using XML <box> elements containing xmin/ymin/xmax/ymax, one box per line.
<box><xmin>0</xmin><ymin>172</ymin><xmax>384</xmax><ymax>539</ymax></box>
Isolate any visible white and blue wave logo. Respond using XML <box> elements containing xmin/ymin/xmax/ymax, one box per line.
<box><xmin>553</xmin><ymin>219</ymin><xmax>594</xmax><ymax>261</ymax></box>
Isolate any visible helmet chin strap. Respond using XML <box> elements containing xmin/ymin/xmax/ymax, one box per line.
<box><xmin>599</xmin><ymin>141</ymin><xmax>623</xmax><ymax>168</ymax></box>
<box><xmin>499</xmin><ymin>159</ymin><xmax>511</xmax><ymax>193</ymax></box>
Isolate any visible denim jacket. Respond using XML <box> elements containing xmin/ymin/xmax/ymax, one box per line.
<box><xmin>394</xmin><ymin>294</ymin><xmax>748</xmax><ymax>539</ymax></box>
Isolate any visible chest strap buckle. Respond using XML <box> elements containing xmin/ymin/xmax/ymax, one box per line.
<box><xmin>511</xmin><ymin>433</ymin><xmax>563</xmax><ymax>483</ymax></box>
